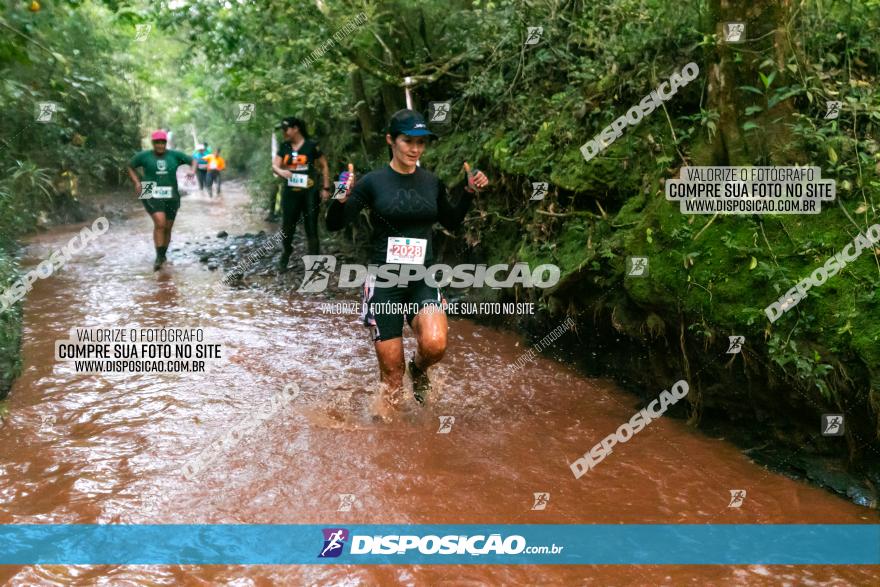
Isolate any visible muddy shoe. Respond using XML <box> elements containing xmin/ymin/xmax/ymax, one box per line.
<box><xmin>409</xmin><ymin>358</ymin><xmax>431</xmax><ymax>405</ymax></box>
<box><xmin>277</xmin><ymin>252</ymin><xmax>291</xmax><ymax>272</ymax></box>
<box><xmin>153</xmin><ymin>255</ymin><xmax>165</xmax><ymax>271</ymax></box>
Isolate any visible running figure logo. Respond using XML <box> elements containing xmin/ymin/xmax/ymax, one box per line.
<box><xmin>337</xmin><ymin>494</ymin><xmax>357</xmax><ymax>512</ymax></box>
<box><xmin>531</xmin><ymin>492</ymin><xmax>550</xmax><ymax>510</ymax></box>
<box><xmin>428</xmin><ymin>102</ymin><xmax>451</xmax><ymax>124</ymax></box>
<box><xmin>821</xmin><ymin>414</ymin><xmax>844</xmax><ymax>436</ymax></box>
<box><xmin>437</xmin><ymin>416</ymin><xmax>455</xmax><ymax>434</ymax></box>
<box><xmin>134</xmin><ymin>23</ymin><xmax>152</xmax><ymax>41</ymax></box>
<box><xmin>525</xmin><ymin>27</ymin><xmax>543</xmax><ymax>45</ymax></box>
<box><xmin>236</xmin><ymin>103</ymin><xmax>255</xmax><ymax>122</ymax></box>
<box><xmin>139</xmin><ymin>181</ymin><xmax>156</xmax><ymax>200</ymax></box>
<box><xmin>824</xmin><ymin>101</ymin><xmax>841</xmax><ymax>120</ymax></box>
<box><xmin>723</xmin><ymin>22</ymin><xmax>745</xmax><ymax>43</ymax></box>
<box><xmin>318</xmin><ymin>528</ymin><xmax>349</xmax><ymax>558</ymax></box>
<box><xmin>35</xmin><ymin>102</ymin><xmax>58</xmax><ymax>123</ymax></box>
<box><xmin>727</xmin><ymin>489</ymin><xmax>746</xmax><ymax>508</ymax></box>
<box><xmin>530</xmin><ymin>182</ymin><xmax>548</xmax><ymax>201</ymax></box>
<box><xmin>727</xmin><ymin>336</ymin><xmax>745</xmax><ymax>354</ymax></box>
<box><xmin>332</xmin><ymin>181</ymin><xmax>348</xmax><ymax>200</ymax></box>
<box><xmin>298</xmin><ymin>255</ymin><xmax>337</xmax><ymax>293</ymax></box>
<box><xmin>627</xmin><ymin>256</ymin><xmax>649</xmax><ymax>277</ymax></box>
<box><xmin>40</xmin><ymin>415</ymin><xmax>56</xmax><ymax>432</ymax></box>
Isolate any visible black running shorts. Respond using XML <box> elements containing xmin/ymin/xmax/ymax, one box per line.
<box><xmin>142</xmin><ymin>198</ymin><xmax>180</xmax><ymax>221</ymax></box>
<box><xmin>360</xmin><ymin>275</ymin><xmax>444</xmax><ymax>342</ymax></box>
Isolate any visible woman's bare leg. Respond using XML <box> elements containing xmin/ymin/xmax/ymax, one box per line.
<box><xmin>411</xmin><ymin>306</ymin><xmax>448</xmax><ymax>370</ymax></box>
<box><xmin>373</xmin><ymin>337</ymin><xmax>405</xmax><ymax>416</ymax></box>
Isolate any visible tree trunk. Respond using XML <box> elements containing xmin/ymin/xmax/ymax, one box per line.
<box><xmin>350</xmin><ymin>69</ymin><xmax>379</xmax><ymax>155</ymax></box>
<box><xmin>351</xmin><ymin>70</ymin><xmax>374</xmax><ymax>139</ymax></box>
<box><xmin>696</xmin><ymin>0</ymin><xmax>801</xmax><ymax>165</ymax></box>
<box><xmin>380</xmin><ymin>83</ymin><xmax>403</xmax><ymax>124</ymax></box>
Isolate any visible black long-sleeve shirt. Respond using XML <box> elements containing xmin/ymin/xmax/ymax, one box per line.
<box><xmin>326</xmin><ymin>164</ymin><xmax>473</xmax><ymax>265</ymax></box>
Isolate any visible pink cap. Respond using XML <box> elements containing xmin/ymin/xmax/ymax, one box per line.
<box><xmin>151</xmin><ymin>130</ymin><xmax>168</xmax><ymax>141</ymax></box>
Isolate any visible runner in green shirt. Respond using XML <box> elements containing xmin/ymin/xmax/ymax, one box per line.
<box><xmin>127</xmin><ymin>130</ymin><xmax>197</xmax><ymax>270</ymax></box>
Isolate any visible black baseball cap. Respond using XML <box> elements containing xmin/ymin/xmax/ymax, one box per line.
<box><xmin>389</xmin><ymin>109</ymin><xmax>435</xmax><ymax>136</ymax></box>
<box><xmin>275</xmin><ymin>116</ymin><xmax>303</xmax><ymax>130</ymax></box>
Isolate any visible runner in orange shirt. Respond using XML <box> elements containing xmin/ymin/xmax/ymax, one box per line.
<box><xmin>204</xmin><ymin>148</ymin><xmax>226</xmax><ymax>198</ymax></box>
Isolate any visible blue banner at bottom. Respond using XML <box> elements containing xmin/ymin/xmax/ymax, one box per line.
<box><xmin>0</xmin><ymin>524</ymin><xmax>877</xmax><ymax>565</ymax></box>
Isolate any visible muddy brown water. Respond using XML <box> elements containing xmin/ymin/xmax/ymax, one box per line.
<box><xmin>0</xmin><ymin>180</ymin><xmax>877</xmax><ymax>586</ymax></box>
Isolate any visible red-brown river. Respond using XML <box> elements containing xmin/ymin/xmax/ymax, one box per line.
<box><xmin>0</xmin><ymin>181</ymin><xmax>877</xmax><ymax>585</ymax></box>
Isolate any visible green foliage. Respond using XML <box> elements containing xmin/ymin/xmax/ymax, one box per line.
<box><xmin>0</xmin><ymin>0</ymin><xmax>141</xmax><ymax>239</ymax></box>
<box><xmin>0</xmin><ymin>247</ymin><xmax>21</xmax><ymax>399</ymax></box>
<box><xmin>0</xmin><ymin>161</ymin><xmax>54</xmax><ymax>247</ymax></box>
<box><xmin>767</xmin><ymin>336</ymin><xmax>836</xmax><ymax>400</ymax></box>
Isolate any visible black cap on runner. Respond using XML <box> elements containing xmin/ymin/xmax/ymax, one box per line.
<box><xmin>388</xmin><ymin>109</ymin><xmax>435</xmax><ymax>137</ymax></box>
<box><xmin>275</xmin><ymin>116</ymin><xmax>303</xmax><ymax>130</ymax></box>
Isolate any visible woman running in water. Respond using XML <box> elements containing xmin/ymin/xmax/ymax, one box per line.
<box><xmin>326</xmin><ymin>109</ymin><xmax>488</xmax><ymax>412</ymax></box>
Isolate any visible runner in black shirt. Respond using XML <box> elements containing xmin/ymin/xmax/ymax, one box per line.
<box><xmin>327</xmin><ymin>109</ymin><xmax>488</xmax><ymax>413</ymax></box>
<box><xmin>272</xmin><ymin>116</ymin><xmax>331</xmax><ymax>270</ymax></box>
